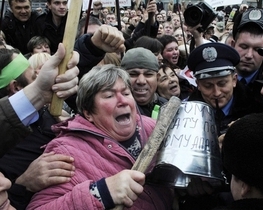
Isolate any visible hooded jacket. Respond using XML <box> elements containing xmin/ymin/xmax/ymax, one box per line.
<box><xmin>27</xmin><ymin>114</ymin><xmax>174</xmax><ymax>210</ymax></box>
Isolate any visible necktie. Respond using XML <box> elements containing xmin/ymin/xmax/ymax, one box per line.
<box><xmin>240</xmin><ymin>77</ymin><xmax>247</xmax><ymax>85</ymax></box>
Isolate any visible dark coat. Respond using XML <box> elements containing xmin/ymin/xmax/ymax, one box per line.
<box><xmin>35</xmin><ymin>11</ymin><xmax>67</xmax><ymax>54</ymax></box>
<box><xmin>137</xmin><ymin>93</ymin><xmax>167</xmax><ymax>117</ymax></box>
<box><xmin>242</xmin><ymin>65</ymin><xmax>263</xmax><ymax>114</ymax></box>
<box><xmin>124</xmin><ymin>20</ymin><xmax>159</xmax><ymax>51</ymax></box>
<box><xmin>213</xmin><ymin>198</ymin><xmax>263</xmax><ymax>210</ymax></box>
<box><xmin>0</xmin><ymin>96</ymin><xmax>31</xmax><ymax>157</ymax></box>
<box><xmin>0</xmin><ymin>106</ymin><xmax>57</xmax><ymax>210</ymax></box>
<box><xmin>73</xmin><ymin>34</ymin><xmax>106</xmax><ymax>80</ymax></box>
<box><xmin>1</xmin><ymin>10</ymin><xmax>40</xmax><ymax>54</ymax></box>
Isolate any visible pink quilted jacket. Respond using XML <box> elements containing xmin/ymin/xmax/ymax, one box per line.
<box><xmin>26</xmin><ymin>114</ymin><xmax>174</xmax><ymax>210</ymax></box>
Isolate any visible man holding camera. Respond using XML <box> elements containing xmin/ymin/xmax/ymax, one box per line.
<box><xmin>183</xmin><ymin>2</ymin><xmax>218</xmax><ymax>51</ymax></box>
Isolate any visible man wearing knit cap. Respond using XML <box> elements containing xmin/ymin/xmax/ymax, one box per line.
<box><xmin>188</xmin><ymin>42</ymin><xmax>257</xmax><ymax>136</ymax></box>
<box><xmin>221</xmin><ymin>113</ymin><xmax>263</xmax><ymax>209</ymax></box>
<box><xmin>121</xmin><ymin>47</ymin><xmax>167</xmax><ymax>118</ymax></box>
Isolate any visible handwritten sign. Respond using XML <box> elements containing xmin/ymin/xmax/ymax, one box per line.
<box><xmin>79</xmin><ymin>0</ymin><xmax>131</xmax><ymax>10</ymax></box>
<box><xmin>159</xmin><ymin>101</ymin><xmax>218</xmax><ymax>154</ymax></box>
<box><xmin>204</xmin><ymin>0</ymin><xmax>243</xmax><ymax>8</ymax></box>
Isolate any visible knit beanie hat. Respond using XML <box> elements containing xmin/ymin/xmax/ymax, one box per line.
<box><xmin>121</xmin><ymin>47</ymin><xmax>159</xmax><ymax>72</ymax></box>
<box><xmin>222</xmin><ymin>113</ymin><xmax>263</xmax><ymax>191</ymax></box>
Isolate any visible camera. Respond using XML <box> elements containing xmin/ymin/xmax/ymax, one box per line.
<box><xmin>184</xmin><ymin>2</ymin><xmax>217</xmax><ymax>32</ymax></box>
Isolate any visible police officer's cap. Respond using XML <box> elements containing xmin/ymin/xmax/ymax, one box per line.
<box><xmin>188</xmin><ymin>42</ymin><xmax>240</xmax><ymax>80</ymax></box>
<box><xmin>233</xmin><ymin>8</ymin><xmax>263</xmax><ymax>39</ymax></box>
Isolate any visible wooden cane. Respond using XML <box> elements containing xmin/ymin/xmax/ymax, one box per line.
<box><xmin>49</xmin><ymin>0</ymin><xmax>82</xmax><ymax>116</ymax></box>
<box><xmin>113</xmin><ymin>96</ymin><xmax>181</xmax><ymax>210</ymax></box>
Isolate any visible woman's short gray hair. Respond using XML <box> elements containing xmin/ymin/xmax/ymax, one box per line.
<box><xmin>76</xmin><ymin>64</ymin><xmax>132</xmax><ymax>115</ymax></box>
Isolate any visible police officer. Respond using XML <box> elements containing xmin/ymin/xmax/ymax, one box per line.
<box><xmin>232</xmin><ymin>8</ymin><xmax>263</xmax><ymax>113</ymax></box>
<box><xmin>187</xmin><ymin>42</ymin><xmax>257</xmax><ymax>136</ymax></box>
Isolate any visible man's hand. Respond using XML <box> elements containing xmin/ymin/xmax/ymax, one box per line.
<box><xmin>91</xmin><ymin>25</ymin><xmax>126</xmax><ymax>53</ymax></box>
<box><xmin>186</xmin><ymin>23</ymin><xmax>204</xmax><ymax>47</ymax></box>
<box><xmin>146</xmin><ymin>0</ymin><xmax>157</xmax><ymax>25</ymax></box>
<box><xmin>0</xmin><ymin>173</ymin><xmax>14</xmax><ymax>210</ymax></box>
<box><xmin>15</xmin><ymin>152</ymin><xmax>75</xmax><ymax>192</ymax></box>
<box><xmin>24</xmin><ymin>43</ymin><xmax>79</xmax><ymax>111</ymax></box>
<box><xmin>106</xmin><ymin>170</ymin><xmax>145</xmax><ymax>207</ymax></box>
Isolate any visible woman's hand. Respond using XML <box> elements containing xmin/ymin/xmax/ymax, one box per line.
<box><xmin>106</xmin><ymin>170</ymin><xmax>145</xmax><ymax>207</ymax></box>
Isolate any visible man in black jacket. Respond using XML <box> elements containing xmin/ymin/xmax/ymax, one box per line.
<box><xmin>2</xmin><ymin>0</ymin><xmax>40</xmax><ymax>54</ymax></box>
<box><xmin>232</xmin><ymin>8</ymin><xmax>263</xmax><ymax>113</ymax></box>
<box><xmin>34</xmin><ymin>0</ymin><xmax>68</xmax><ymax>54</ymax></box>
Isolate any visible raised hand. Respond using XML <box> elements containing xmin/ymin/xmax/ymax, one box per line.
<box><xmin>91</xmin><ymin>25</ymin><xmax>126</xmax><ymax>53</ymax></box>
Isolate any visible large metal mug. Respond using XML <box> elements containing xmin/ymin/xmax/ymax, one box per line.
<box><xmin>148</xmin><ymin>101</ymin><xmax>224</xmax><ymax>188</ymax></box>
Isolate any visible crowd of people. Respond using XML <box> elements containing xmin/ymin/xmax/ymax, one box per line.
<box><xmin>0</xmin><ymin>0</ymin><xmax>263</xmax><ymax>209</ymax></box>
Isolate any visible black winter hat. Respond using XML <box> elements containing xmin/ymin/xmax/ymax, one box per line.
<box><xmin>222</xmin><ymin>113</ymin><xmax>263</xmax><ymax>191</ymax></box>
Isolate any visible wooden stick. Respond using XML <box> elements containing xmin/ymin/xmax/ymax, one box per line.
<box><xmin>113</xmin><ymin>96</ymin><xmax>181</xmax><ymax>210</ymax></box>
<box><xmin>49</xmin><ymin>0</ymin><xmax>82</xmax><ymax>116</ymax></box>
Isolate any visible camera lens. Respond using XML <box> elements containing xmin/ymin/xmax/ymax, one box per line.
<box><xmin>184</xmin><ymin>6</ymin><xmax>203</xmax><ymax>27</ymax></box>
